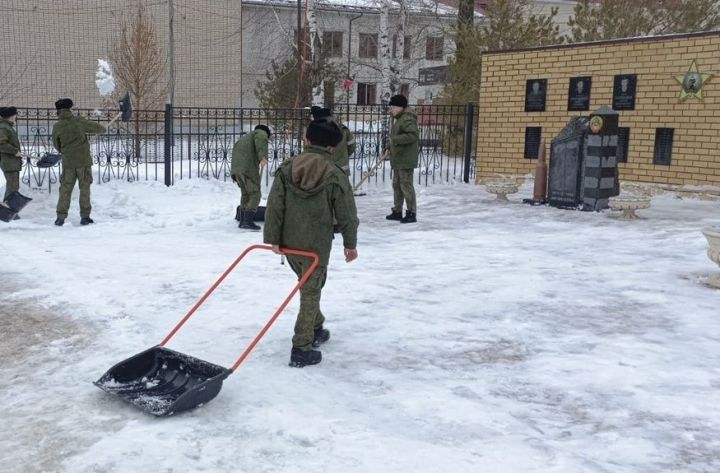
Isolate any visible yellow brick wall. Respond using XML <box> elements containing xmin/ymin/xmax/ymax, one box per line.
<box><xmin>477</xmin><ymin>33</ymin><xmax>720</xmax><ymax>186</ymax></box>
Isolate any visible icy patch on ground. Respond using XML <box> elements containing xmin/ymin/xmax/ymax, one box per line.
<box><xmin>0</xmin><ymin>285</ymin><xmax>127</xmax><ymax>473</ymax></box>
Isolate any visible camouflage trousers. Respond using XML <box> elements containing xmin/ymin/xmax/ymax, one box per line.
<box><xmin>236</xmin><ymin>174</ymin><xmax>261</xmax><ymax>211</ymax></box>
<box><xmin>2</xmin><ymin>170</ymin><xmax>19</xmax><ymax>201</ymax></box>
<box><xmin>392</xmin><ymin>168</ymin><xmax>416</xmax><ymax>213</ymax></box>
<box><xmin>287</xmin><ymin>255</ymin><xmax>327</xmax><ymax>351</ymax></box>
<box><xmin>57</xmin><ymin>166</ymin><xmax>93</xmax><ymax>219</ymax></box>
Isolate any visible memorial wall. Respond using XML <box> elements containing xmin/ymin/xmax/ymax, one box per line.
<box><xmin>476</xmin><ymin>31</ymin><xmax>720</xmax><ymax>187</ymax></box>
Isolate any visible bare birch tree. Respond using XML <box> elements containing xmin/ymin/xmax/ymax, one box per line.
<box><xmin>110</xmin><ymin>3</ymin><xmax>167</xmax><ymax>113</ymax></box>
<box><xmin>392</xmin><ymin>2</ymin><xmax>407</xmax><ymax>95</ymax></box>
<box><xmin>308</xmin><ymin>0</ymin><xmax>325</xmax><ymax>106</ymax></box>
<box><xmin>379</xmin><ymin>1</ymin><xmax>394</xmax><ymax>104</ymax></box>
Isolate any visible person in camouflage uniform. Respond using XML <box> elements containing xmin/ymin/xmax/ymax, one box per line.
<box><xmin>52</xmin><ymin>98</ymin><xmax>106</xmax><ymax>226</ymax></box>
<box><xmin>230</xmin><ymin>124</ymin><xmax>270</xmax><ymax>230</ymax></box>
<box><xmin>383</xmin><ymin>94</ymin><xmax>419</xmax><ymax>224</ymax></box>
<box><xmin>0</xmin><ymin>107</ymin><xmax>22</xmax><ymax>204</ymax></box>
<box><xmin>264</xmin><ymin>119</ymin><xmax>359</xmax><ymax>367</ymax></box>
<box><xmin>310</xmin><ymin>106</ymin><xmax>356</xmax><ymax>233</ymax></box>
<box><xmin>309</xmin><ymin>106</ymin><xmax>356</xmax><ymax>176</ymax></box>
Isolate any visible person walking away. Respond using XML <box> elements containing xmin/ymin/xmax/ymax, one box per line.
<box><xmin>230</xmin><ymin>124</ymin><xmax>270</xmax><ymax>230</ymax></box>
<box><xmin>52</xmin><ymin>98</ymin><xmax>106</xmax><ymax>226</ymax></box>
<box><xmin>264</xmin><ymin>119</ymin><xmax>359</xmax><ymax>367</ymax></box>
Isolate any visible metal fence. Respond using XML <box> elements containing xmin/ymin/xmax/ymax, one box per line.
<box><xmin>14</xmin><ymin>104</ymin><xmax>477</xmax><ymax>193</ymax></box>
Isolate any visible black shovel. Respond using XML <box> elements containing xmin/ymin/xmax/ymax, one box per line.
<box><xmin>106</xmin><ymin>93</ymin><xmax>133</xmax><ymax>128</ymax></box>
<box><xmin>94</xmin><ymin>245</ymin><xmax>320</xmax><ymax>417</ymax></box>
<box><xmin>0</xmin><ymin>191</ymin><xmax>32</xmax><ymax>222</ymax></box>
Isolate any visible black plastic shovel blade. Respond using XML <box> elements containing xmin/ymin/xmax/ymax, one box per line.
<box><xmin>94</xmin><ymin>346</ymin><xmax>231</xmax><ymax>416</ymax></box>
<box><xmin>0</xmin><ymin>205</ymin><xmax>17</xmax><ymax>223</ymax></box>
<box><xmin>37</xmin><ymin>153</ymin><xmax>62</xmax><ymax>168</ymax></box>
<box><xmin>119</xmin><ymin>93</ymin><xmax>133</xmax><ymax>122</ymax></box>
<box><xmin>4</xmin><ymin>191</ymin><xmax>32</xmax><ymax>213</ymax></box>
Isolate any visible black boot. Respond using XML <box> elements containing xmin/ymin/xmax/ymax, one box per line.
<box><xmin>400</xmin><ymin>211</ymin><xmax>416</xmax><ymax>224</ymax></box>
<box><xmin>54</xmin><ymin>218</ymin><xmax>65</xmax><ymax>226</ymax></box>
<box><xmin>240</xmin><ymin>209</ymin><xmax>261</xmax><ymax>230</ymax></box>
<box><xmin>80</xmin><ymin>217</ymin><xmax>94</xmax><ymax>225</ymax></box>
<box><xmin>237</xmin><ymin>208</ymin><xmax>245</xmax><ymax>228</ymax></box>
<box><xmin>289</xmin><ymin>348</ymin><xmax>322</xmax><ymax>367</ymax></box>
<box><xmin>312</xmin><ymin>326</ymin><xmax>330</xmax><ymax>347</ymax></box>
<box><xmin>386</xmin><ymin>209</ymin><xmax>402</xmax><ymax>221</ymax></box>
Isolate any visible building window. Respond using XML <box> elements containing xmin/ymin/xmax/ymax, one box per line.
<box><xmin>524</xmin><ymin>127</ymin><xmax>542</xmax><ymax>159</ymax></box>
<box><xmin>653</xmin><ymin>128</ymin><xmax>674</xmax><ymax>165</ymax></box>
<box><xmin>322</xmin><ymin>31</ymin><xmax>343</xmax><ymax>57</ymax></box>
<box><xmin>392</xmin><ymin>35</ymin><xmax>412</xmax><ymax>59</ymax></box>
<box><xmin>617</xmin><ymin>127</ymin><xmax>630</xmax><ymax>163</ymax></box>
<box><xmin>426</xmin><ymin>36</ymin><xmax>444</xmax><ymax>60</ymax></box>
<box><xmin>399</xmin><ymin>83</ymin><xmax>410</xmax><ymax>98</ymax></box>
<box><xmin>324</xmin><ymin>81</ymin><xmax>336</xmax><ymax>107</ymax></box>
<box><xmin>357</xmin><ymin>83</ymin><xmax>376</xmax><ymax>105</ymax></box>
<box><xmin>359</xmin><ymin>33</ymin><xmax>378</xmax><ymax>58</ymax></box>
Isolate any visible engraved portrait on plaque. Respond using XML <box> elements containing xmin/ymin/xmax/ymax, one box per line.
<box><xmin>568</xmin><ymin>76</ymin><xmax>591</xmax><ymax>111</ymax></box>
<box><xmin>525</xmin><ymin>79</ymin><xmax>547</xmax><ymax>112</ymax></box>
<box><xmin>613</xmin><ymin>74</ymin><xmax>637</xmax><ymax>110</ymax></box>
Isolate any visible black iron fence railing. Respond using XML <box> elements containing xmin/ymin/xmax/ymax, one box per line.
<box><xmin>13</xmin><ymin>104</ymin><xmax>477</xmax><ymax>193</ymax></box>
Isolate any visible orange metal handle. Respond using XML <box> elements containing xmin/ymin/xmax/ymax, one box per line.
<box><xmin>159</xmin><ymin>244</ymin><xmax>320</xmax><ymax>372</ymax></box>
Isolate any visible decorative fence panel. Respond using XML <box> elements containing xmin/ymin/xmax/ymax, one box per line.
<box><xmin>14</xmin><ymin>104</ymin><xmax>477</xmax><ymax>193</ymax></box>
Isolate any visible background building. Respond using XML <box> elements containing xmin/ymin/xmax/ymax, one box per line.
<box><xmin>0</xmin><ymin>0</ymin><xmax>464</xmax><ymax>109</ymax></box>
<box><xmin>0</xmin><ymin>0</ymin><xmax>242</xmax><ymax>109</ymax></box>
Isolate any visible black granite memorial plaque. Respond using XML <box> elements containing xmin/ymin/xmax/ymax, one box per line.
<box><xmin>568</xmin><ymin>76</ymin><xmax>591</xmax><ymax>111</ymax></box>
<box><xmin>525</xmin><ymin>127</ymin><xmax>542</xmax><ymax>159</ymax></box>
<box><xmin>547</xmin><ymin>117</ymin><xmax>589</xmax><ymax>208</ymax></box>
<box><xmin>525</xmin><ymin>79</ymin><xmax>547</xmax><ymax>112</ymax></box>
<box><xmin>612</xmin><ymin>74</ymin><xmax>637</xmax><ymax>111</ymax></box>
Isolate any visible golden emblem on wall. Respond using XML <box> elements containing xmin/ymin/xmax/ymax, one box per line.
<box><xmin>589</xmin><ymin>115</ymin><xmax>604</xmax><ymax>133</ymax></box>
<box><xmin>674</xmin><ymin>60</ymin><xmax>713</xmax><ymax>100</ymax></box>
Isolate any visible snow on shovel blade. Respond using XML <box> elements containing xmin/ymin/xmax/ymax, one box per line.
<box><xmin>94</xmin><ymin>346</ymin><xmax>231</xmax><ymax>416</ymax></box>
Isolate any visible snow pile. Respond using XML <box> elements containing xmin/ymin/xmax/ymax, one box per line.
<box><xmin>95</xmin><ymin>59</ymin><xmax>116</xmax><ymax>97</ymax></box>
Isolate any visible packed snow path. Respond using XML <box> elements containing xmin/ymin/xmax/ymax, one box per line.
<box><xmin>1</xmin><ymin>179</ymin><xmax>719</xmax><ymax>472</ymax></box>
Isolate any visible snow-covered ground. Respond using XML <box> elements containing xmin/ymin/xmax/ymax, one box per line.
<box><xmin>1</xmin><ymin>177</ymin><xmax>719</xmax><ymax>473</ymax></box>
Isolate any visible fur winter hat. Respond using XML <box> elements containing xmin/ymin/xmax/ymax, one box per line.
<box><xmin>305</xmin><ymin>119</ymin><xmax>342</xmax><ymax>148</ymax></box>
<box><xmin>254</xmin><ymin>124</ymin><xmax>271</xmax><ymax>137</ymax></box>
<box><xmin>54</xmin><ymin>98</ymin><xmax>74</xmax><ymax>110</ymax></box>
<box><xmin>310</xmin><ymin>106</ymin><xmax>331</xmax><ymax>120</ymax></box>
<box><xmin>388</xmin><ymin>95</ymin><xmax>408</xmax><ymax>108</ymax></box>
<box><xmin>0</xmin><ymin>106</ymin><xmax>17</xmax><ymax>118</ymax></box>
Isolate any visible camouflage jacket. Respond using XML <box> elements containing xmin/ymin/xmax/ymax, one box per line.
<box><xmin>325</xmin><ymin>116</ymin><xmax>356</xmax><ymax>174</ymax></box>
<box><xmin>264</xmin><ymin>145</ymin><xmax>358</xmax><ymax>266</ymax></box>
<box><xmin>52</xmin><ymin>109</ymin><xmax>106</xmax><ymax>168</ymax></box>
<box><xmin>230</xmin><ymin>129</ymin><xmax>269</xmax><ymax>181</ymax></box>
<box><xmin>0</xmin><ymin>118</ymin><xmax>22</xmax><ymax>172</ymax></box>
<box><xmin>386</xmin><ymin>110</ymin><xmax>419</xmax><ymax>170</ymax></box>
